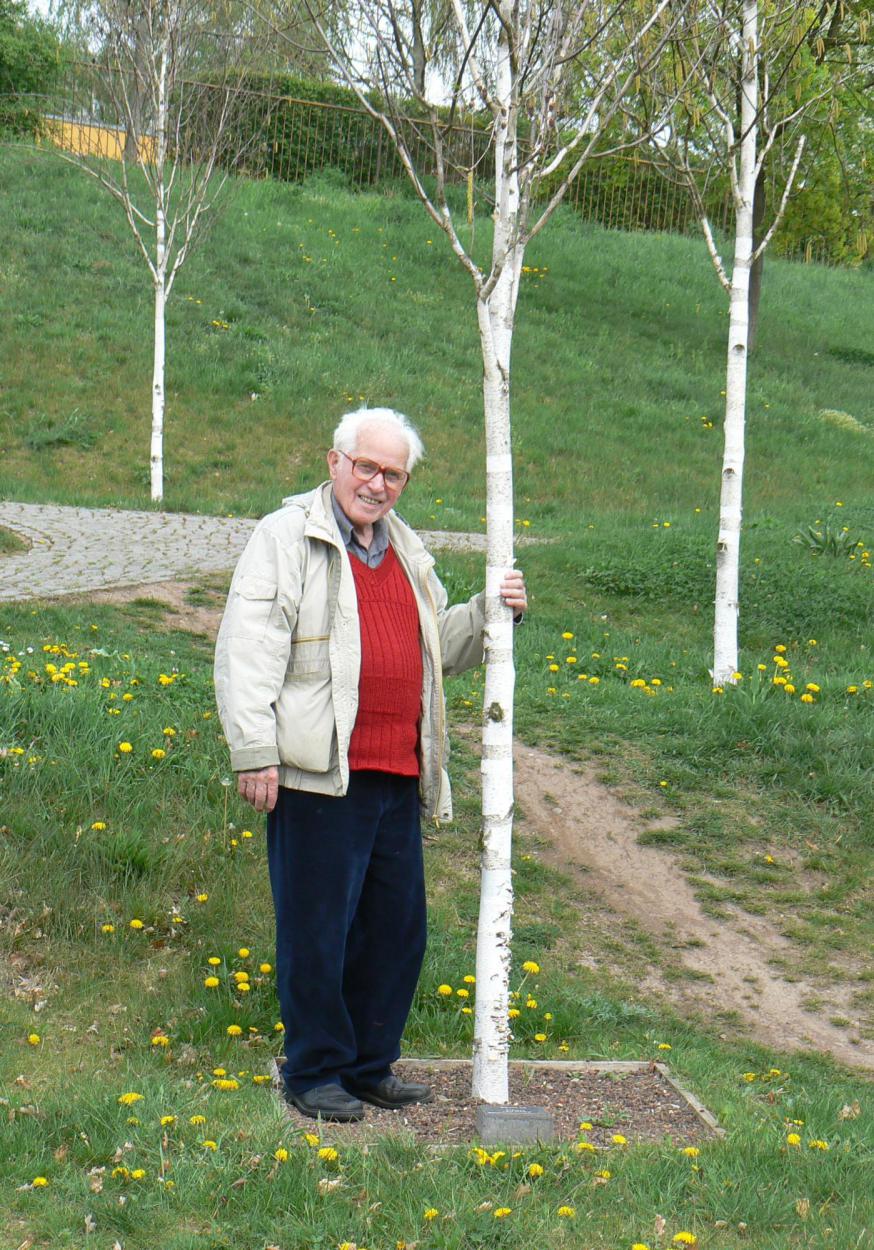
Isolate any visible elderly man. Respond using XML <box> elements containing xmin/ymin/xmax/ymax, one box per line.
<box><xmin>214</xmin><ymin>408</ymin><xmax>526</xmax><ymax>1122</ymax></box>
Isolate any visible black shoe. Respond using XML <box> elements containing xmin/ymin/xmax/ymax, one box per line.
<box><xmin>347</xmin><ymin>1073</ymin><xmax>433</xmax><ymax>1110</ymax></box>
<box><xmin>284</xmin><ymin>1082</ymin><xmax>366</xmax><ymax>1122</ymax></box>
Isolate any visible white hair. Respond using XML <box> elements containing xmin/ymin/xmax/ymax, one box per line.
<box><xmin>332</xmin><ymin>407</ymin><xmax>424</xmax><ymax>472</ymax></box>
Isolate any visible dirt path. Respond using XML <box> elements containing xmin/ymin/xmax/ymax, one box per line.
<box><xmin>513</xmin><ymin>744</ymin><xmax>873</xmax><ymax>1072</ymax></box>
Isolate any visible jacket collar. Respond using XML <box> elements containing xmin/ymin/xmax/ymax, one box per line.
<box><xmin>283</xmin><ymin>481</ymin><xmax>435</xmax><ymax>571</ymax></box>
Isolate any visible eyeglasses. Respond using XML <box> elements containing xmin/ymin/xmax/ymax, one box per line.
<box><xmin>336</xmin><ymin>450</ymin><xmax>409</xmax><ymax>490</ymax></box>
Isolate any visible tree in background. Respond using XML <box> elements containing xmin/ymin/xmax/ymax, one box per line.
<box><xmin>0</xmin><ymin>0</ymin><xmax>63</xmax><ymax>137</ymax></box>
<box><xmin>54</xmin><ymin>0</ymin><xmax>272</xmax><ymax>503</ymax></box>
<box><xmin>631</xmin><ymin>0</ymin><xmax>861</xmax><ymax>688</ymax></box>
<box><xmin>258</xmin><ymin>0</ymin><xmax>695</xmax><ymax>1103</ymax></box>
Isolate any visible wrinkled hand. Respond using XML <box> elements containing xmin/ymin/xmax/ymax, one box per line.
<box><xmin>237</xmin><ymin>765</ymin><xmax>279</xmax><ymax>813</ymax></box>
<box><xmin>499</xmin><ymin>568</ymin><xmax>528</xmax><ymax>615</ymax></box>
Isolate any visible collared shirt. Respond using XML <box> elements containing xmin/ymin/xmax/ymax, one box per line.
<box><xmin>331</xmin><ymin>490</ymin><xmax>390</xmax><ymax>568</ymax></box>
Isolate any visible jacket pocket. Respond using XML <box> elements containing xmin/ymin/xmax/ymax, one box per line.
<box><xmin>233</xmin><ymin>574</ymin><xmax>280</xmax><ymax>636</ymax></box>
<box><xmin>286</xmin><ymin>637</ymin><xmax>331</xmax><ymax>678</ymax></box>
<box><xmin>275</xmin><ymin>665</ymin><xmax>336</xmax><ymax>773</ymax></box>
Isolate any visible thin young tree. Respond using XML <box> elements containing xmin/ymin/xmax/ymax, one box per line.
<box><xmin>635</xmin><ymin>0</ymin><xmax>845</xmax><ymax>685</ymax></box>
<box><xmin>55</xmin><ymin>1</ymin><xmax>268</xmax><ymax>502</ymax></box>
<box><xmin>258</xmin><ymin>0</ymin><xmax>695</xmax><ymax>1102</ymax></box>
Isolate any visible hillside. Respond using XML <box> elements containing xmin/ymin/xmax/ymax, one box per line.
<box><xmin>1</xmin><ymin>144</ymin><xmax>873</xmax><ymax>1249</ymax></box>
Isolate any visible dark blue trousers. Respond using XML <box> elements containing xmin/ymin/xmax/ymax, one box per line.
<box><xmin>266</xmin><ymin>771</ymin><xmax>426</xmax><ymax>1094</ymax></box>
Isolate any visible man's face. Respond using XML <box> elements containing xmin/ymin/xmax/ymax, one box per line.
<box><xmin>327</xmin><ymin>423</ymin><xmax>410</xmax><ymax>530</ymax></box>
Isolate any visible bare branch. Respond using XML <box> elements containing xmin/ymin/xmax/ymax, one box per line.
<box><xmin>752</xmin><ymin>132</ymin><xmax>807</xmax><ymax>262</ymax></box>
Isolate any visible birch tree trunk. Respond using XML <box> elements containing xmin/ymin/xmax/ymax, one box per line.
<box><xmin>713</xmin><ymin>0</ymin><xmax>758</xmax><ymax>685</ymax></box>
<box><xmin>472</xmin><ymin>22</ymin><xmax>522</xmax><ymax>1103</ymax></box>
<box><xmin>151</xmin><ymin>266</ymin><xmax>166</xmax><ymax>503</ymax></box>
<box><xmin>150</xmin><ymin>29</ymin><xmax>169</xmax><ymax>504</ymax></box>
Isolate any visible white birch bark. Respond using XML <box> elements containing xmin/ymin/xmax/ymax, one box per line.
<box><xmin>713</xmin><ymin>0</ymin><xmax>758</xmax><ymax>686</ymax></box>
<box><xmin>151</xmin><ymin>270</ymin><xmax>166</xmax><ymax>502</ymax></box>
<box><xmin>471</xmin><ymin>20</ymin><xmax>522</xmax><ymax>1104</ymax></box>
<box><xmin>150</xmin><ymin>27</ymin><xmax>169</xmax><ymax>503</ymax></box>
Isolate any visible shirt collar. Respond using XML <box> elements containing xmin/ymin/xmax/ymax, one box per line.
<box><xmin>330</xmin><ymin>489</ymin><xmax>390</xmax><ymax>561</ymax></box>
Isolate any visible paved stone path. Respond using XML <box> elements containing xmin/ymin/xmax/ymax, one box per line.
<box><xmin>0</xmin><ymin>502</ymin><xmax>488</xmax><ymax>604</ymax></box>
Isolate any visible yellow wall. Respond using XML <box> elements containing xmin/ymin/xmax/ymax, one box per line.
<box><xmin>42</xmin><ymin>117</ymin><xmax>156</xmax><ymax>164</ymax></box>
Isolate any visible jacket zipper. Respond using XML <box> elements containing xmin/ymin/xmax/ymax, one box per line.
<box><xmin>419</xmin><ymin>564</ymin><xmax>445</xmax><ymax>814</ymax></box>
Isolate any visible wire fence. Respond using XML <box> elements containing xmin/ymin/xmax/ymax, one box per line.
<box><xmin>2</xmin><ymin>63</ymin><xmax>851</xmax><ymax>266</ymax></box>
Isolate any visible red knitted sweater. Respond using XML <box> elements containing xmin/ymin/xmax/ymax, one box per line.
<box><xmin>347</xmin><ymin>545</ymin><xmax>423</xmax><ymax>776</ymax></box>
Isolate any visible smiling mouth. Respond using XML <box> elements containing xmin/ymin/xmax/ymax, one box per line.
<box><xmin>358</xmin><ymin>492</ymin><xmax>384</xmax><ymax>506</ymax></box>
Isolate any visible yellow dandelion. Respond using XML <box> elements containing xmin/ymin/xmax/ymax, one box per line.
<box><xmin>226</xmin><ymin>1025</ymin><xmax>243</xmax><ymax>1037</ymax></box>
<box><xmin>318</xmin><ymin>1147</ymin><xmax>339</xmax><ymax>1163</ymax></box>
<box><xmin>118</xmin><ymin>1092</ymin><xmax>144</xmax><ymax>1105</ymax></box>
<box><xmin>528</xmin><ymin>1163</ymin><xmax>544</xmax><ymax>1178</ymax></box>
<box><xmin>129</xmin><ymin>918</ymin><xmax>144</xmax><ymax>930</ymax></box>
<box><xmin>521</xmin><ymin>960</ymin><xmax>540</xmax><ymax>975</ymax></box>
<box><xmin>190</xmin><ymin>1114</ymin><xmax>206</xmax><ymax>1125</ymax></box>
<box><xmin>673</xmin><ymin>1234</ymin><xmax>697</xmax><ymax>1245</ymax></box>
<box><xmin>101</xmin><ymin>923</ymin><xmax>115</xmax><ymax>934</ymax></box>
<box><xmin>160</xmin><ymin>1115</ymin><xmax>176</xmax><ymax>1127</ymax></box>
<box><xmin>203</xmin><ymin>976</ymin><xmax>220</xmax><ymax>988</ymax></box>
<box><xmin>423</xmin><ymin>1209</ymin><xmax>439</xmax><ymax>1221</ymax></box>
<box><xmin>274</xmin><ymin>1147</ymin><xmax>289</xmax><ymax>1162</ymax></box>
<box><xmin>437</xmin><ymin>984</ymin><xmax>452</xmax><ymax>997</ymax></box>
<box><xmin>31</xmin><ymin>1176</ymin><xmax>49</xmax><ymax>1187</ymax></box>
<box><xmin>786</xmin><ymin>1133</ymin><xmax>801</xmax><ymax>1146</ymax></box>
<box><xmin>557</xmin><ymin>1206</ymin><xmax>576</xmax><ymax>1218</ymax></box>
<box><xmin>494</xmin><ymin>1207</ymin><xmax>512</xmax><ymax>1218</ymax></box>
<box><xmin>27</xmin><ymin>1032</ymin><xmax>41</xmax><ymax>1046</ymax></box>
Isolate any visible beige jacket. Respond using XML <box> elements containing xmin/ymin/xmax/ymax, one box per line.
<box><xmin>214</xmin><ymin>482</ymin><xmax>485</xmax><ymax>821</ymax></box>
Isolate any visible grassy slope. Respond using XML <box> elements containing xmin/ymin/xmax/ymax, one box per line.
<box><xmin>1</xmin><ymin>147</ymin><xmax>873</xmax><ymax>1247</ymax></box>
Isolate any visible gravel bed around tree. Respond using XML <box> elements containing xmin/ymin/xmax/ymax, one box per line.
<box><xmin>275</xmin><ymin>1060</ymin><xmax>719</xmax><ymax>1148</ymax></box>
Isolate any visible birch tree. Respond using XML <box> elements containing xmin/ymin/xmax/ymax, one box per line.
<box><xmin>635</xmin><ymin>1</ymin><xmax>847</xmax><ymax>685</ymax></box>
<box><xmin>57</xmin><ymin>1</ymin><xmax>267</xmax><ymax>502</ymax></box>
<box><xmin>258</xmin><ymin>0</ymin><xmax>694</xmax><ymax>1103</ymax></box>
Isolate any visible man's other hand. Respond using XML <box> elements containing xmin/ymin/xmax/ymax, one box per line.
<box><xmin>237</xmin><ymin>766</ymin><xmax>279</xmax><ymax>813</ymax></box>
<box><xmin>499</xmin><ymin>568</ymin><xmax>528</xmax><ymax>615</ymax></box>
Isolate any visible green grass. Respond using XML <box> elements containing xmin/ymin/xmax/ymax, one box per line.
<box><xmin>1</xmin><ymin>600</ymin><xmax>872</xmax><ymax>1250</ymax></box>
<box><xmin>1</xmin><ymin>145</ymin><xmax>874</xmax><ymax>1247</ymax></box>
<box><xmin>0</xmin><ymin>525</ymin><xmax>28</xmax><ymax>555</ymax></box>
